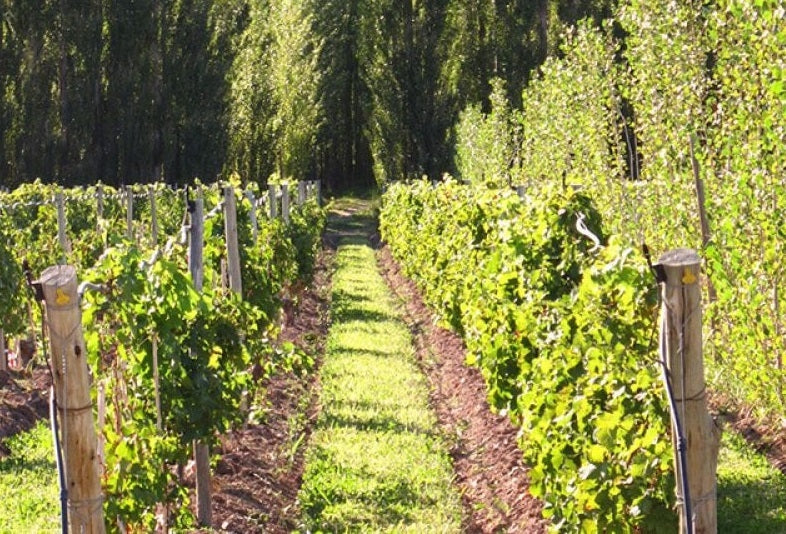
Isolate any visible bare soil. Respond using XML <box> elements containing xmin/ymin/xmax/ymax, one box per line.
<box><xmin>0</xmin><ymin>366</ymin><xmax>52</xmax><ymax>457</ymax></box>
<box><xmin>208</xmin><ymin>243</ymin><xmax>334</xmax><ymax>534</ymax></box>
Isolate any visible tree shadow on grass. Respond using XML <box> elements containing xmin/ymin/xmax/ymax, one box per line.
<box><xmin>320</xmin><ymin>406</ymin><xmax>437</xmax><ymax>439</ymax></box>
<box><xmin>0</xmin><ymin>455</ymin><xmax>54</xmax><ymax>475</ymax></box>
<box><xmin>717</xmin><ymin>478</ymin><xmax>786</xmax><ymax>533</ymax></box>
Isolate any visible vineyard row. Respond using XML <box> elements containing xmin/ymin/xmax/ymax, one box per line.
<box><xmin>1</xmin><ymin>178</ymin><xmax>325</xmax><ymax>532</ymax></box>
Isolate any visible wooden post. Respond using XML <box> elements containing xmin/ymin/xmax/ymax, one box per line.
<box><xmin>223</xmin><ymin>187</ymin><xmax>242</xmax><ymax>294</ymax></box>
<box><xmin>38</xmin><ymin>265</ymin><xmax>105</xmax><ymax>534</ymax></box>
<box><xmin>97</xmin><ymin>381</ymin><xmax>106</xmax><ymax>474</ymax></box>
<box><xmin>268</xmin><ymin>184</ymin><xmax>278</xmax><ymax>219</ymax></box>
<box><xmin>316</xmin><ymin>179</ymin><xmax>322</xmax><ymax>206</ymax></box>
<box><xmin>96</xmin><ymin>185</ymin><xmax>104</xmax><ymax>221</ymax></box>
<box><xmin>56</xmin><ymin>191</ymin><xmax>71</xmax><ymax>257</ymax></box>
<box><xmin>657</xmin><ymin>249</ymin><xmax>720</xmax><ymax>534</ymax></box>
<box><xmin>125</xmin><ymin>186</ymin><xmax>134</xmax><ymax>241</ymax></box>
<box><xmin>188</xmin><ymin>193</ymin><xmax>212</xmax><ymax>527</ymax></box>
<box><xmin>0</xmin><ymin>329</ymin><xmax>5</xmax><ymax>371</ymax></box>
<box><xmin>245</xmin><ymin>190</ymin><xmax>259</xmax><ymax>245</ymax></box>
<box><xmin>149</xmin><ymin>186</ymin><xmax>159</xmax><ymax>247</ymax></box>
<box><xmin>297</xmin><ymin>181</ymin><xmax>306</xmax><ymax>206</ymax></box>
<box><xmin>282</xmin><ymin>183</ymin><xmax>290</xmax><ymax>225</ymax></box>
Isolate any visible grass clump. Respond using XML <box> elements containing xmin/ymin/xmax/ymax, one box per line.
<box><xmin>299</xmin><ymin>200</ymin><xmax>462</xmax><ymax>532</ymax></box>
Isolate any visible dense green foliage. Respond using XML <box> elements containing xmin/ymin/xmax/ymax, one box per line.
<box><xmin>0</xmin><ymin>0</ymin><xmax>612</xmax><ymax>190</ymax></box>
<box><xmin>453</xmin><ymin>0</ymin><xmax>786</xmax><ymax>423</ymax></box>
<box><xmin>0</xmin><ymin>180</ymin><xmax>324</xmax><ymax>530</ymax></box>
<box><xmin>380</xmin><ymin>180</ymin><xmax>674</xmax><ymax>531</ymax></box>
<box><xmin>79</xmin><ymin>185</ymin><xmax>324</xmax><ymax>530</ymax></box>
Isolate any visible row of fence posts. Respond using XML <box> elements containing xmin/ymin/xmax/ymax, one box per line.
<box><xmin>6</xmin><ymin>180</ymin><xmax>320</xmax><ymax>533</ymax></box>
<box><xmin>0</xmin><ymin>180</ymin><xmax>322</xmax><ymax>372</ymax></box>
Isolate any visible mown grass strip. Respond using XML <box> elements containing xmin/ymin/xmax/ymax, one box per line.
<box><xmin>0</xmin><ymin>420</ymin><xmax>59</xmax><ymax>533</ymax></box>
<box><xmin>298</xmin><ymin>201</ymin><xmax>462</xmax><ymax>533</ymax></box>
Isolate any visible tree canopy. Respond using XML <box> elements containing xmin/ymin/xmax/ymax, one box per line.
<box><xmin>0</xmin><ymin>0</ymin><xmax>610</xmax><ymax>190</ymax></box>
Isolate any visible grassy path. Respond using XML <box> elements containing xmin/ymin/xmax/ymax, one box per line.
<box><xmin>298</xmin><ymin>198</ymin><xmax>462</xmax><ymax>532</ymax></box>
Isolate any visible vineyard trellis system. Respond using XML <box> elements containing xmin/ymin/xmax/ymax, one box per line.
<box><xmin>0</xmin><ymin>178</ymin><xmax>325</xmax><ymax>532</ymax></box>
<box><xmin>380</xmin><ymin>178</ymin><xmax>721</xmax><ymax>533</ymax></box>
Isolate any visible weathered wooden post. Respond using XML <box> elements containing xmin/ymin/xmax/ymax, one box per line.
<box><xmin>268</xmin><ymin>184</ymin><xmax>278</xmax><ymax>219</ymax></box>
<box><xmin>297</xmin><ymin>181</ymin><xmax>306</xmax><ymax>206</ymax></box>
<box><xmin>39</xmin><ymin>265</ymin><xmax>105</xmax><ymax>533</ymax></box>
<box><xmin>0</xmin><ymin>329</ymin><xmax>6</xmax><ymax>371</ymax></box>
<box><xmin>282</xmin><ymin>183</ymin><xmax>290</xmax><ymax>225</ymax></box>
<box><xmin>656</xmin><ymin>249</ymin><xmax>720</xmax><ymax>534</ymax></box>
<box><xmin>56</xmin><ymin>191</ymin><xmax>71</xmax><ymax>257</ymax></box>
<box><xmin>125</xmin><ymin>186</ymin><xmax>134</xmax><ymax>241</ymax></box>
<box><xmin>149</xmin><ymin>186</ymin><xmax>159</xmax><ymax>247</ymax></box>
<box><xmin>96</xmin><ymin>185</ymin><xmax>104</xmax><ymax>221</ymax></box>
<box><xmin>223</xmin><ymin>186</ymin><xmax>242</xmax><ymax>294</ymax></box>
<box><xmin>315</xmin><ymin>179</ymin><xmax>322</xmax><ymax>206</ymax></box>
<box><xmin>188</xmin><ymin>192</ymin><xmax>212</xmax><ymax>528</ymax></box>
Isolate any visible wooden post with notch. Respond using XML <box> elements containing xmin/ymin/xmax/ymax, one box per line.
<box><xmin>38</xmin><ymin>265</ymin><xmax>105</xmax><ymax>533</ymax></box>
<box><xmin>656</xmin><ymin>249</ymin><xmax>720</xmax><ymax>534</ymax></box>
<box><xmin>188</xmin><ymin>192</ymin><xmax>212</xmax><ymax>527</ymax></box>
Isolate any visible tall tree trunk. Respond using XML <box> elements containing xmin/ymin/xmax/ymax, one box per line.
<box><xmin>151</xmin><ymin>0</ymin><xmax>164</xmax><ymax>182</ymax></box>
<box><xmin>92</xmin><ymin>0</ymin><xmax>105</xmax><ymax>182</ymax></box>
<box><xmin>58</xmin><ymin>0</ymin><xmax>70</xmax><ymax>181</ymax></box>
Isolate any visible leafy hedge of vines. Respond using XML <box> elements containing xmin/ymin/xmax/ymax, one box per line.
<box><xmin>0</xmin><ymin>180</ymin><xmax>325</xmax><ymax>530</ymax></box>
<box><xmin>380</xmin><ymin>179</ymin><xmax>675</xmax><ymax>532</ymax></box>
<box><xmin>455</xmin><ymin>0</ymin><xmax>786</xmax><ymax>422</ymax></box>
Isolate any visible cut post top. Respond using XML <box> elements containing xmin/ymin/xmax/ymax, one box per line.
<box><xmin>39</xmin><ymin>265</ymin><xmax>78</xmax><ymax>294</ymax></box>
<box><xmin>655</xmin><ymin>248</ymin><xmax>700</xmax><ymax>268</ymax></box>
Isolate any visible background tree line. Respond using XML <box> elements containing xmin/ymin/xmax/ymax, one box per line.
<box><xmin>0</xmin><ymin>0</ymin><xmax>611</xmax><ymax>190</ymax></box>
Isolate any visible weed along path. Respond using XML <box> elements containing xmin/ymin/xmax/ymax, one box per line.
<box><xmin>298</xmin><ymin>198</ymin><xmax>463</xmax><ymax>531</ymax></box>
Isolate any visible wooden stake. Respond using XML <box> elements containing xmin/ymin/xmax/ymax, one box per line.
<box><xmin>223</xmin><ymin>187</ymin><xmax>243</xmax><ymax>294</ymax></box>
<box><xmin>56</xmin><ymin>191</ymin><xmax>71</xmax><ymax>257</ymax></box>
<box><xmin>39</xmin><ymin>265</ymin><xmax>105</xmax><ymax>534</ymax></box>
<box><xmin>245</xmin><ymin>190</ymin><xmax>259</xmax><ymax>245</ymax></box>
<box><xmin>97</xmin><ymin>381</ymin><xmax>106</xmax><ymax>474</ymax></box>
<box><xmin>282</xmin><ymin>184</ymin><xmax>290</xmax><ymax>225</ymax></box>
<box><xmin>0</xmin><ymin>329</ymin><xmax>5</xmax><ymax>371</ymax></box>
<box><xmin>268</xmin><ymin>184</ymin><xmax>278</xmax><ymax>219</ymax></box>
<box><xmin>657</xmin><ymin>249</ymin><xmax>720</xmax><ymax>534</ymax></box>
<box><xmin>188</xmin><ymin>193</ymin><xmax>211</xmax><ymax>527</ymax></box>
<box><xmin>125</xmin><ymin>186</ymin><xmax>134</xmax><ymax>241</ymax></box>
<box><xmin>96</xmin><ymin>185</ymin><xmax>104</xmax><ymax>221</ymax></box>
<box><xmin>149</xmin><ymin>186</ymin><xmax>159</xmax><ymax>247</ymax></box>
